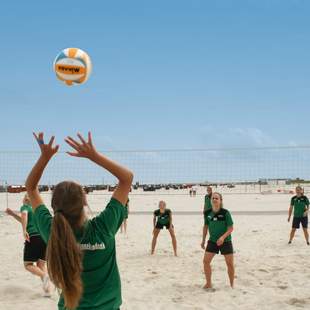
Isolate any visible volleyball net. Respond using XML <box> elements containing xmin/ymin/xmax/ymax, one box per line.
<box><xmin>0</xmin><ymin>146</ymin><xmax>310</xmax><ymax>193</ymax></box>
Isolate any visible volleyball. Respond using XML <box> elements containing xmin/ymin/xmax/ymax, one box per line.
<box><xmin>53</xmin><ymin>48</ymin><xmax>92</xmax><ymax>86</ymax></box>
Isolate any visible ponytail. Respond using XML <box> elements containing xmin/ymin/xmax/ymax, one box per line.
<box><xmin>47</xmin><ymin>213</ymin><xmax>83</xmax><ymax>309</ymax></box>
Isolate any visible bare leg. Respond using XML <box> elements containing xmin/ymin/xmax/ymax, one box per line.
<box><xmin>37</xmin><ymin>260</ymin><xmax>51</xmax><ymax>294</ymax></box>
<box><xmin>37</xmin><ymin>260</ymin><xmax>47</xmax><ymax>274</ymax></box>
<box><xmin>224</xmin><ymin>254</ymin><xmax>235</xmax><ymax>288</ymax></box>
<box><xmin>123</xmin><ymin>219</ymin><xmax>127</xmax><ymax>234</ymax></box>
<box><xmin>168</xmin><ymin>227</ymin><xmax>177</xmax><ymax>256</ymax></box>
<box><xmin>203</xmin><ymin>252</ymin><xmax>216</xmax><ymax>288</ymax></box>
<box><xmin>302</xmin><ymin>228</ymin><xmax>309</xmax><ymax>244</ymax></box>
<box><xmin>289</xmin><ymin>228</ymin><xmax>296</xmax><ymax>243</ymax></box>
<box><xmin>151</xmin><ymin>229</ymin><xmax>160</xmax><ymax>254</ymax></box>
<box><xmin>24</xmin><ymin>262</ymin><xmax>45</xmax><ymax>278</ymax></box>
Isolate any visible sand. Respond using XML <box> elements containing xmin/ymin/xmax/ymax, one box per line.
<box><xmin>1</xmin><ymin>191</ymin><xmax>310</xmax><ymax>310</ymax></box>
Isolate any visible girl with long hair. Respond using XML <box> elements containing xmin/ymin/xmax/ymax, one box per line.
<box><xmin>25</xmin><ymin>132</ymin><xmax>133</xmax><ymax>310</ymax></box>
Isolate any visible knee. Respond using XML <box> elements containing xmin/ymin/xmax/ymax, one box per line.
<box><xmin>203</xmin><ymin>258</ymin><xmax>211</xmax><ymax>266</ymax></box>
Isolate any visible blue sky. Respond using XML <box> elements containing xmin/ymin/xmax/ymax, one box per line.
<box><xmin>0</xmin><ymin>1</ymin><xmax>310</xmax><ymax>183</ymax></box>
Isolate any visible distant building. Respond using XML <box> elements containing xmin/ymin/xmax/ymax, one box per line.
<box><xmin>259</xmin><ymin>178</ymin><xmax>291</xmax><ymax>186</ymax></box>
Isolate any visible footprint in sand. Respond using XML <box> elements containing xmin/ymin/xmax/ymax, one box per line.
<box><xmin>172</xmin><ymin>296</ymin><xmax>183</xmax><ymax>303</ymax></box>
<box><xmin>258</xmin><ymin>269</ymin><xmax>269</xmax><ymax>273</ymax></box>
<box><xmin>287</xmin><ymin>298</ymin><xmax>310</xmax><ymax>306</ymax></box>
<box><xmin>278</xmin><ymin>285</ymin><xmax>288</xmax><ymax>290</ymax></box>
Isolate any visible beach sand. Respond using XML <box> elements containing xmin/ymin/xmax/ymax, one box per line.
<box><xmin>1</xmin><ymin>192</ymin><xmax>310</xmax><ymax>309</ymax></box>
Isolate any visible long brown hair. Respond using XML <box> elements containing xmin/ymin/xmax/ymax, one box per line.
<box><xmin>47</xmin><ymin>181</ymin><xmax>86</xmax><ymax>309</ymax></box>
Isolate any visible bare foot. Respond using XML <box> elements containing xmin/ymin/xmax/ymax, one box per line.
<box><xmin>203</xmin><ymin>283</ymin><xmax>212</xmax><ymax>289</ymax></box>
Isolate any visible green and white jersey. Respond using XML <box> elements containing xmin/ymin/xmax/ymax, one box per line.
<box><xmin>34</xmin><ymin>198</ymin><xmax>125</xmax><ymax>310</ymax></box>
<box><xmin>154</xmin><ymin>209</ymin><xmax>171</xmax><ymax>225</ymax></box>
<box><xmin>204</xmin><ymin>194</ymin><xmax>212</xmax><ymax>212</ymax></box>
<box><xmin>291</xmin><ymin>195</ymin><xmax>309</xmax><ymax>218</ymax></box>
<box><xmin>204</xmin><ymin>208</ymin><xmax>233</xmax><ymax>243</ymax></box>
<box><xmin>20</xmin><ymin>204</ymin><xmax>39</xmax><ymax>236</ymax></box>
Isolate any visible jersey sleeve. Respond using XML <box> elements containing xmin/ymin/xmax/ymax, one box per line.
<box><xmin>33</xmin><ymin>205</ymin><xmax>52</xmax><ymax>243</ymax></box>
<box><xmin>90</xmin><ymin>198</ymin><xmax>125</xmax><ymax>237</ymax></box>
<box><xmin>20</xmin><ymin>205</ymin><xmax>28</xmax><ymax>213</ymax></box>
<box><xmin>225</xmin><ymin>211</ymin><xmax>234</xmax><ymax>227</ymax></box>
<box><xmin>290</xmin><ymin>197</ymin><xmax>295</xmax><ymax>206</ymax></box>
<box><xmin>154</xmin><ymin>210</ymin><xmax>158</xmax><ymax>216</ymax></box>
<box><xmin>305</xmin><ymin>197</ymin><xmax>310</xmax><ymax>206</ymax></box>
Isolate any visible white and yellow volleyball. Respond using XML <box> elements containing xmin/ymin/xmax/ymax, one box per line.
<box><xmin>53</xmin><ymin>48</ymin><xmax>92</xmax><ymax>86</ymax></box>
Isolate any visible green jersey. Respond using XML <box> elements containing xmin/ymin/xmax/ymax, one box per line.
<box><xmin>154</xmin><ymin>209</ymin><xmax>171</xmax><ymax>225</ymax></box>
<box><xmin>204</xmin><ymin>194</ymin><xmax>212</xmax><ymax>212</ymax></box>
<box><xmin>20</xmin><ymin>204</ymin><xmax>39</xmax><ymax>236</ymax></box>
<box><xmin>204</xmin><ymin>208</ymin><xmax>233</xmax><ymax>243</ymax></box>
<box><xmin>124</xmin><ymin>200</ymin><xmax>129</xmax><ymax>219</ymax></box>
<box><xmin>291</xmin><ymin>195</ymin><xmax>309</xmax><ymax>217</ymax></box>
<box><xmin>34</xmin><ymin>198</ymin><xmax>125</xmax><ymax>310</ymax></box>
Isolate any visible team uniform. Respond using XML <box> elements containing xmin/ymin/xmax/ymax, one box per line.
<box><xmin>154</xmin><ymin>209</ymin><xmax>172</xmax><ymax>230</ymax></box>
<box><xmin>291</xmin><ymin>195</ymin><xmax>309</xmax><ymax>229</ymax></box>
<box><xmin>20</xmin><ymin>204</ymin><xmax>46</xmax><ymax>263</ymax></box>
<box><xmin>124</xmin><ymin>200</ymin><xmax>129</xmax><ymax>220</ymax></box>
<box><xmin>204</xmin><ymin>208</ymin><xmax>234</xmax><ymax>255</ymax></box>
<box><xmin>34</xmin><ymin>198</ymin><xmax>125</xmax><ymax>310</ymax></box>
<box><xmin>204</xmin><ymin>194</ymin><xmax>212</xmax><ymax>212</ymax></box>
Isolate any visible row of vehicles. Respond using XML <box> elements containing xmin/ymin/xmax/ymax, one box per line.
<box><xmin>0</xmin><ymin>183</ymin><xmax>237</xmax><ymax>194</ymax></box>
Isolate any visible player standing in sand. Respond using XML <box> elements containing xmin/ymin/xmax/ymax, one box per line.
<box><xmin>151</xmin><ymin>201</ymin><xmax>177</xmax><ymax>256</ymax></box>
<box><xmin>201</xmin><ymin>192</ymin><xmax>235</xmax><ymax>289</ymax></box>
<box><xmin>120</xmin><ymin>199</ymin><xmax>129</xmax><ymax>234</ymax></box>
<box><xmin>288</xmin><ymin>186</ymin><xmax>309</xmax><ymax>245</ymax></box>
<box><xmin>6</xmin><ymin>194</ymin><xmax>50</xmax><ymax>296</ymax></box>
<box><xmin>25</xmin><ymin>132</ymin><xmax>133</xmax><ymax>310</ymax></box>
<box><xmin>204</xmin><ymin>186</ymin><xmax>213</xmax><ymax>212</ymax></box>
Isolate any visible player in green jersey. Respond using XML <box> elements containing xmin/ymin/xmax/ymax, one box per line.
<box><xmin>204</xmin><ymin>186</ymin><xmax>213</xmax><ymax>212</ymax></box>
<box><xmin>120</xmin><ymin>199</ymin><xmax>129</xmax><ymax>234</ymax></box>
<box><xmin>6</xmin><ymin>194</ymin><xmax>50</xmax><ymax>296</ymax></box>
<box><xmin>288</xmin><ymin>186</ymin><xmax>309</xmax><ymax>245</ymax></box>
<box><xmin>201</xmin><ymin>192</ymin><xmax>235</xmax><ymax>289</ymax></box>
<box><xmin>25</xmin><ymin>132</ymin><xmax>133</xmax><ymax>310</ymax></box>
<box><xmin>151</xmin><ymin>201</ymin><xmax>177</xmax><ymax>256</ymax></box>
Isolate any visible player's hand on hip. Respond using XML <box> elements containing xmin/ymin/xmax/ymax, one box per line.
<box><xmin>23</xmin><ymin>231</ymin><xmax>30</xmax><ymax>242</ymax></box>
<box><xmin>216</xmin><ymin>236</ymin><xmax>225</xmax><ymax>246</ymax></box>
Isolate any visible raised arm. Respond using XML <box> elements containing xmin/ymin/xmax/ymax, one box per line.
<box><xmin>65</xmin><ymin>132</ymin><xmax>133</xmax><ymax>205</ymax></box>
<box><xmin>25</xmin><ymin>133</ymin><xmax>59</xmax><ymax>210</ymax></box>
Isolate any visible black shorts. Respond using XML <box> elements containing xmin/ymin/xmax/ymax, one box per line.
<box><xmin>23</xmin><ymin>235</ymin><xmax>47</xmax><ymax>263</ymax></box>
<box><xmin>206</xmin><ymin>240</ymin><xmax>234</xmax><ymax>255</ymax></box>
<box><xmin>155</xmin><ymin>222</ymin><xmax>173</xmax><ymax>230</ymax></box>
<box><xmin>292</xmin><ymin>216</ymin><xmax>308</xmax><ymax>229</ymax></box>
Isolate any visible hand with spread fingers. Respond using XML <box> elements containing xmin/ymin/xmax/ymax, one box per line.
<box><xmin>65</xmin><ymin>132</ymin><xmax>98</xmax><ymax>159</ymax></box>
<box><xmin>33</xmin><ymin>132</ymin><xmax>59</xmax><ymax>160</ymax></box>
